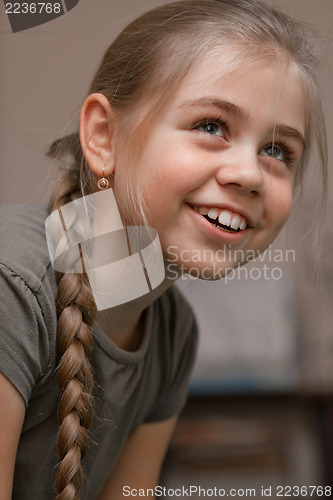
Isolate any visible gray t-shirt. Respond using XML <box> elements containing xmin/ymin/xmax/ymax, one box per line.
<box><xmin>0</xmin><ymin>203</ymin><xmax>198</xmax><ymax>499</ymax></box>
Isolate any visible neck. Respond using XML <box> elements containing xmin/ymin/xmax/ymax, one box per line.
<box><xmin>95</xmin><ymin>260</ymin><xmax>182</xmax><ymax>351</ymax></box>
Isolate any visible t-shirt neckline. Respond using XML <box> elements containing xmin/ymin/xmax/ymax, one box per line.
<box><xmin>92</xmin><ymin>301</ymin><xmax>154</xmax><ymax>365</ymax></box>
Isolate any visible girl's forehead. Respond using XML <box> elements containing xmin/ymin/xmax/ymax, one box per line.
<box><xmin>170</xmin><ymin>51</ymin><xmax>306</xmax><ymax>129</ymax></box>
<box><xmin>175</xmin><ymin>50</ymin><xmax>298</xmax><ymax>99</ymax></box>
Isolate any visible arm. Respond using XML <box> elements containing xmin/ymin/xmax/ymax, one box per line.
<box><xmin>0</xmin><ymin>372</ymin><xmax>25</xmax><ymax>500</ymax></box>
<box><xmin>96</xmin><ymin>414</ymin><xmax>178</xmax><ymax>500</ymax></box>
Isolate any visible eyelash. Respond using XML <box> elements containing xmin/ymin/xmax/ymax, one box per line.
<box><xmin>261</xmin><ymin>141</ymin><xmax>297</xmax><ymax>166</ymax></box>
<box><xmin>193</xmin><ymin>118</ymin><xmax>297</xmax><ymax>166</ymax></box>
<box><xmin>193</xmin><ymin>117</ymin><xmax>227</xmax><ymax>137</ymax></box>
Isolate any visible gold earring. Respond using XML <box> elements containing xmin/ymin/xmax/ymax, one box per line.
<box><xmin>98</xmin><ymin>167</ymin><xmax>109</xmax><ymax>190</ymax></box>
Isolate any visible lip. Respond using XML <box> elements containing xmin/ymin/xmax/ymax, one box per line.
<box><xmin>187</xmin><ymin>202</ymin><xmax>255</xmax><ymax>228</ymax></box>
<box><xmin>186</xmin><ymin>204</ymin><xmax>250</xmax><ymax>242</ymax></box>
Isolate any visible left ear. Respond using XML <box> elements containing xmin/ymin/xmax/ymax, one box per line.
<box><xmin>79</xmin><ymin>93</ymin><xmax>116</xmax><ymax>179</ymax></box>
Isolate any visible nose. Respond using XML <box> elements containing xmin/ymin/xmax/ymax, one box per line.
<box><xmin>215</xmin><ymin>147</ymin><xmax>264</xmax><ymax>196</ymax></box>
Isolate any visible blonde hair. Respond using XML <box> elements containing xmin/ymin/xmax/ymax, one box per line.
<box><xmin>48</xmin><ymin>1</ymin><xmax>327</xmax><ymax>498</ymax></box>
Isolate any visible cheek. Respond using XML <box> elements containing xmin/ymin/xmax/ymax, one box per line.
<box><xmin>140</xmin><ymin>133</ymin><xmax>208</xmax><ymax>194</ymax></box>
<box><xmin>269</xmin><ymin>181</ymin><xmax>293</xmax><ymax>229</ymax></box>
<box><xmin>138</xmin><ymin>155</ymin><xmax>195</xmax><ymax>220</ymax></box>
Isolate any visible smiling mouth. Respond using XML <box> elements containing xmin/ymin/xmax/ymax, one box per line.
<box><xmin>189</xmin><ymin>205</ymin><xmax>248</xmax><ymax>233</ymax></box>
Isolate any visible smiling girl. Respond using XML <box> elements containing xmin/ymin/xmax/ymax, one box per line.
<box><xmin>0</xmin><ymin>1</ymin><xmax>327</xmax><ymax>499</ymax></box>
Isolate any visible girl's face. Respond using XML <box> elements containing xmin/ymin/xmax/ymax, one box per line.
<box><xmin>116</xmin><ymin>53</ymin><xmax>306</xmax><ymax>279</ymax></box>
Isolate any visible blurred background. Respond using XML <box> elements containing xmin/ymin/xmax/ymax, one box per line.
<box><xmin>1</xmin><ymin>0</ymin><xmax>332</xmax><ymax>497</ymax></box>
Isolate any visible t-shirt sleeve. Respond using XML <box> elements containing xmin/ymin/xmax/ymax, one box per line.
<box><xmin>144</xmin><ymin>290</ymin><xmax>199</xmax><ymax>423</ymax></box>
<box><xmin>0</xmin><ymin>262</ymin><xmax>50</xmax><ymax>406</ymax></box>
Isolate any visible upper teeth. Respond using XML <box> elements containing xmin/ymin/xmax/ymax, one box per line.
<box><xmin>194</xmin><ymin>206</ymin><xmax>247</xmax><ymax>230</ymax></box>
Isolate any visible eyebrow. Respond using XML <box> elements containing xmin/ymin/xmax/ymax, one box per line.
<box><xmin>273</xmin><ymin>125</ymin><xmax>306</xmax><ymax>150</ymax></box>
<box><xmin>179</xmin><ymin>97</ymin><xmax>249</xmax><ymax>121</ymax></box>
<box><xmin>178</xmin><ymin>97</ymin><xmax>306</xmax><ymax>150</ymax></box>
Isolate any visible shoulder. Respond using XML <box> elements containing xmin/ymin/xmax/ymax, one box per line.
<box><xmin>0</xmin><ymin>203</ymin><xmax>58</xmax><ymax>405</ymax></box>
<box><xmin>0</xmin><ymin>203</ymin><xmax>52</xmax><ymax>292</ymax></box>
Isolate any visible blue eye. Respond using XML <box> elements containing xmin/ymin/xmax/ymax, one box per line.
<box><xmin>196</xmin><ymin>121</ymin><xmax>224</xmax><ymax>138</ymax></box>
<box><xmin>260</xmin><ymin>144</ymin><xmax>285</xmax><ymax>162</ymax></box>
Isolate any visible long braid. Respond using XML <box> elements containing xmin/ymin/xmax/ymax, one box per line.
<box><xmin>55</xmin><ymin>274</ymin><xmax>96</xmax><ymax>499</ymax></box>
<box><xmin>49</xmin><ymin>136</ymin><xmax>97</xmax><ymax>500</ymax></box>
